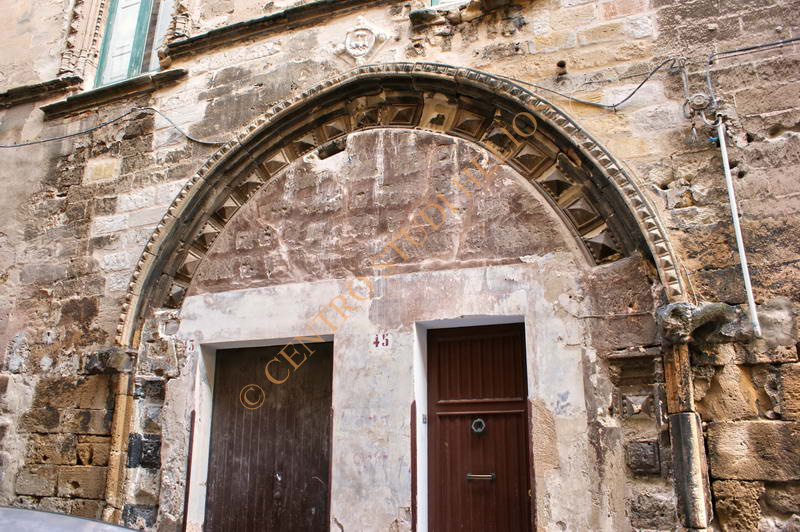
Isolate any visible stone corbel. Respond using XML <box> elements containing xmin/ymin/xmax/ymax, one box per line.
<box><xmin>656</xmin><ymin>301</ymin><xmax>737</xmax><ymax>530</ymax></box>
<box><xmin>657</xmin><ymin>301</ymin><xmax>737</xmax><ymax>346</ymax></box>
<box><xmin>658</xmin><ymin>302</ymin><xmax>735</xmax><ymax>415</ymax></box>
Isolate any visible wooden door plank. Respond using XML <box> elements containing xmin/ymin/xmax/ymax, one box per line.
<box><xmin>204</xmin><ymin>343</ymin><xmax>333</xmax><ymax>532</ymax></box>
<box><xmin>428</xmin><ymin>325</ymin><xmax>532</xmax><ymax>532</ymax></box>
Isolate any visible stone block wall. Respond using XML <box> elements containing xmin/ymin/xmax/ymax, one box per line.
<box><xmin>120</xmin><ymin>378</ymin><xmax>166</xmax><ymax>528</ymax></box>
<box><xmin>0</xmin><ymin>0</ymin><xmax>798</xmax><ymax>530</ymax></box>
<box><xmin>7</xmin><ymin>373</ymin><xmax>115</xmax><ymax>519</ymax></box>
<box><xmin>0</xmin><ymin>1</ymin><xmax>68</xmax><ymax>89</ymax></box>
<box><xmin>692</xmin><ymin>300</ymin><xmax>800</xmax><ymax>530</ymax></box>
<box><xmin>651</xmin><ymin>2</ymin><xmax>800</xmax><ymax>529</ymax></box>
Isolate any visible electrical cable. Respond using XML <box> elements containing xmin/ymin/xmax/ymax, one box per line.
<box><xmin>2</xmin><ymin>58</ymin><xmax>687</xmax><ymax>149</ymax></box>
<box><xmin>2</xmin><ymin>36</ymin><xmax>798</xmax><ymax>149</ymax></box>
<box><xmin>706</xmin><ymin>36</ymin><xmax>800</xmax><ymax>108</ymax></box>
<box><xmin>0</xmin><ymin>106</ymin><xmax>227</xmax><ymax>149</ymax></box>
<box><xmin>497</xmin><ymin>57</ymin><xmax>686</xmax><ymax>110</ymax></box>
<box><xmin>135</xmin><ymin>106</ymin><xmax>227</xmax><ymax>146</ymax></box>
<box><xmin>501</xmin><ymin>36</ymin><xmax>799</xmax><ymax>112</ymax></box>
<box><xmin>0</xmin><ymin>108</ymin><xmax>143</xmax><ymax>148</ymax></box>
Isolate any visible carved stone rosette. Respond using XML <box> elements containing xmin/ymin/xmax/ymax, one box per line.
<box><xmin>333</xmin><ymin>17</ymin><xmax>389</xmax><ymax>66</ymax></box>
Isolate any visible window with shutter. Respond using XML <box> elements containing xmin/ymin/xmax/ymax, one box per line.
<box><xmin>95</xmin><ymin>0</ymin><xmax>173</xmax><ymax>87</ymax></box>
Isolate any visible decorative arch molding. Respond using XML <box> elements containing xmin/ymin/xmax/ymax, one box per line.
<box><xmin>59</xmin><ymin>0</ymin><xmax>110</xmax><ymax>78</ymax></box>
<box><xmin>117</xmin><ymin>62</ymin><xmax>686</xmax><ymax>346</ymax></box>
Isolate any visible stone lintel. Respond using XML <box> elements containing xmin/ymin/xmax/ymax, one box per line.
<box><xmin>165</xmin><ymin>0</ymin><xmax>396</xmax><ymax>60</ymax></box>
<box><xmin>0</xmin><ymin>75</ymin><xmax>83</xmax><ymax>109</ymax></box>
<box><xmin>41</xmin><ymin>69</ymin><xmax>187</xmax><ymax>120</ymax></box>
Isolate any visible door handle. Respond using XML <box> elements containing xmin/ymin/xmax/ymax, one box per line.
<box><xmin>466</xmin><ymin>473</ymin><xmax>496</xmax><ymax>481</ymax></box>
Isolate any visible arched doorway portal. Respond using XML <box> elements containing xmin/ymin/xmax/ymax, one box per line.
<box><xmin>126</xmin><ymin>63</ymin><xmax>692</xmax><ymax>531</ymax></box>
<box><xmin>117</xmin><ymin>62</ymin><xmax>687</xmax><ymax>348</ymax></box>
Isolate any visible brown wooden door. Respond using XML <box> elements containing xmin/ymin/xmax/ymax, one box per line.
<box><xmin>428</xmin><ymin>324</ymin><xmax>533</xmax><ymax>532</ymax></box>
<box><xmin>204</xmin><ymin>343</ymin><xmax>333</xmax><ymax>532</ymax></box>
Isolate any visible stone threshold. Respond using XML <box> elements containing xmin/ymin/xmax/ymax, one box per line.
<box><xmin>41</xmin><ymin>69</ymin><xmax>187</xmax><ymax>120</ymax></box>
<box><xmin>164</xmin><ymin>0</ymin><xmax>396</xmax><ymax>60</ymax></box>
<box><xmin>0</xmin><ymin>75</ymin><xmax>83</xmax><ymax>109</ymax></box>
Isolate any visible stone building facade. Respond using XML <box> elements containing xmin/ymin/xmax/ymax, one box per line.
<box><xmin>0</xmin><ymin>0</ymin><xmax>799</xmax><ymax>530</ymax></box>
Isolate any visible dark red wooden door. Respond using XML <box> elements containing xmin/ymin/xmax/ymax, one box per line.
<box><xmin>428</xmin><ymin>325</ymin><xmax>532</xmax><ymax>532</ymax></box>
<box><xmin>204</xmin><ymin>343</ymin><xmax>333</xmax><ymax>532</ymax></box>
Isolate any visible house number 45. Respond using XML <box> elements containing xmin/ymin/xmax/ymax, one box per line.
<box><xmin>372</xmin><ymin>333</ymin><xmax>391</xmax><ymax>348</ymax></box>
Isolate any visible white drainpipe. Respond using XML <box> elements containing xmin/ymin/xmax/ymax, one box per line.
<box><xmin>716</xmin><ymin>116</ymin><xmax>762</xmax><ymax>337</ymax></box>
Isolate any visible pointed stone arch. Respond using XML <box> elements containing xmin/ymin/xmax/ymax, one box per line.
<box><xmin>116</xmin><ymin>62</ymin><xmax>686</xmax><ymax>346</ymax></box>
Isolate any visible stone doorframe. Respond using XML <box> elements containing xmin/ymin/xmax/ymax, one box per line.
<box><xmin>181</xmin><ymin>334</ymin><xmax>334</xmax><ymax>532</ymax></box>
<box><xmin>114</xmin><ymin>63</ymin><xmax>712</xmax><ymax>528</ymax></box>
<box><xmin>178</xmin><ymin>299</ymin><xmax>530</xmax><ymax>532</ymax></box>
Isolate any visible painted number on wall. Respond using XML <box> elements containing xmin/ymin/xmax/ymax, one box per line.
<box><xmin>372</xmin><ymin>333</ymin><xmax>391</xmax><ymax>349</ymax></box>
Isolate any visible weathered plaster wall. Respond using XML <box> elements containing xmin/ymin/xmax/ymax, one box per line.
<box><xmin>0</xmin><ymin>0</ymin><xmax>798</xmax><ymax>530</ymax></box>
<box><xmin>192</xmin><ymin>0</ymin><xmax>303</xmax><ymax>33</ymax></box>
<box><xmin>0</xmin><ymin>0</ymin><xmax>67</xmax><ymax>90</ymax></box>
<box><xmin>174</xmin><ymin>257</ymin><xmax>648</xmax><ymax>531</ymax></box>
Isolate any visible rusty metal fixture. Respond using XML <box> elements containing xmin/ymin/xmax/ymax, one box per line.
<box><xmin>688</xmin><ymin>92</ymin><xmax>711</xmax><ymax>112</ymax></box>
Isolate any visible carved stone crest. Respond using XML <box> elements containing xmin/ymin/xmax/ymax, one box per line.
<box><xmin>334</xmin><ymin>17</ymin><xmax>388</xmax><ymax>65</ymax></box>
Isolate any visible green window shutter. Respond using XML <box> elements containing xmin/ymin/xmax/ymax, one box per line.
<box><xmin>95</xmin><ymin>0</ymin><xmax>154</xmax><ymax>87</ymax></box>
